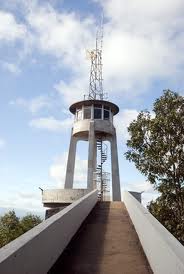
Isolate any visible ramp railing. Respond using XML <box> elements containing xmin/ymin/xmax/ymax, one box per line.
<box><xmin>0</xmin><ymin>189</ymin><xmax>98</xmax><ymax>274</ymax></box>
<box><xmin>123</xmin><ymin>191</ymin><xmax>184</xmax><ymax>274</ymax></box>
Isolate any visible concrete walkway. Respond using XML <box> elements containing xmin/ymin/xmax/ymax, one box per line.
<box><xmin>48</xmin><ymin>202</ymin><xmax>152</xmax><ymax>274</ymax></box>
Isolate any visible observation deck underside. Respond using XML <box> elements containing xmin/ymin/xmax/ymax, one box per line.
<box><xmin>48</xmin><ymin>202</ymin><xmax>152</xmax><ymax>274</ymax></box>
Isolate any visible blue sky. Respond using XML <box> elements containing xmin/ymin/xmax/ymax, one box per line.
<box><xmin>1</xmin><ymin>0</ymin><xmax>184</xmax><ymax>215</ymax></box>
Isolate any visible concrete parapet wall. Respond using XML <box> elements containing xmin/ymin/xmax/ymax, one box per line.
<box><xmin>0</xmin><ymin>189</ymin><xmax>98</xmax><ymax>274</ymax></box>
<box><xmin>42</xmin><ymin>188</ymin><xmax>90</xmax><ymax>204</ymax></box>
<box><xmin>94</xmin><ymin>120</ymin><xmax>114</xmax><ymax>135</ymax></box>
<box><xmin>73</xmin><ymin>119</ymin><xmax>114</xmax><ymax>137</ymax></box>
<box><xmin>123</xmin><ymin>191</ymin><xmax>184</xmax><ymax>274</ymax></box>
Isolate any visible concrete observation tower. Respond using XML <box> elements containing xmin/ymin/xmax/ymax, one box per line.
<box><xmin>42</xmin><ymin>25</ymin><xmax>121</xmax><ymax>215</ymax></box>
<box><xmin>66</xmin><ymin>97</ymin><xmax>121</xmax><ymax>201</ymax></box>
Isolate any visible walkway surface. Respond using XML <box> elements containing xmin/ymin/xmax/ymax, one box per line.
<box><xmin>48</xmin><ymin>202</ymin><xmax>152</xmax><ymax>274</ymax></box>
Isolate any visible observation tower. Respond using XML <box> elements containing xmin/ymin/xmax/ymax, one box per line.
<box><xmin>42</xmin><ymin>24</ymin><xmax>121</xmax><ymax>215</ymax></box>
<box><xmin>64</xmin><ymin>24</ymin><xmax>121</xmax><ymax>201</ymax></box>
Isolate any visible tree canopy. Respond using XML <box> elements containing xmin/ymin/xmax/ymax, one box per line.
<box><xmin>0</xmin><ymin>210</ymin><xmax>42</xmax><ymax>248</ymax></box>
<box><xmin>125</xmin><ymin>90</ymin><xmax>184</xmax><ymax>244</ymax></box>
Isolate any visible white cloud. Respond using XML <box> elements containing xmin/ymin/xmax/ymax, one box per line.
<box><xmin>97</xmin><ymin>0</ymin><xmax>184</xmax><ymax>97</ymax></box>
<box><xmin>10</xmin><ymin>96</ymin><xmax>52</xmax><ymax>114</ymax></box>
<box><xmin>114</xmin><ymin>109</ymin><xmax>139</xmax><ymax>140</ymax></box>
<box><xmin>55</xmin><ymin>77</ymin><xmax>89</xmax><ymax>105</ymax></box>
<box><xmin>122</xmin><ymin>180</ymin><xmax>159</xmax><ymax>206</ymax></box>
<box><xmin>0</xmin><ymin>138</ymin><xmax>6</xmax><ymax>149</ymax></box>
<box><xmin>2</xmin><ymin>62</ymin><xmax>21</xmax><ymax>75</ymax></box>
<box><xmin>0</xmin><ymin>191</ymin><xmax>43</xmax><ymax>213</ymax></box>
<box><xmin>45</xmin><ymin>0</ymin><xmax>184</xmax><ymax>103</ymax></box>
<box><xmin>49</xmin><ymin>152</ymin><xmax>87</xmax><ymax>188</ymax></box>
<box><xmin>24</xmin><ymin>3</ymin><xmax>93</xmax><ymax>104</ymax></box>
<box><xmin>124</xmin><ymin>180</ymin><xmax>155</xmax><ymax>193</ymax></box>
<box><xmin>0</xmin><ymin>10</ymin><xmax>26</xmax><ymax>42</ymax></box>
<box><xmin>0</xmin><ymin>3</ymin><xmax>93</xmax><ymax>104</ymax></box>
<box><xmin>50</xmin><ymin>0</ymin><xmax>184</xmax><ymax>102</ymax></box>
<box><xmin>29</xmin><ymin>116</ymin><xmax>72</xmax><ymax>131</ymax></box>
<box><xmin>26</xmin><ymin>4</ymin><xmax>94</xmax><ymax>68</ymax></box>
<box><xmin>2</xmin><ymin>1</ymin><xmax>184</xmax><ymax>103</ymax></box>
<box><xmin>47</xmin><ymin>0</ymin><xmax>184</xmax><ymax>104</ymax></box>
<box><xmin>99</xmin><ymin>0</ymin><xmax>184</xmax><ymax>28</ymax></box>
<box><xmin>114</xmin><ymin>108</ymin><xmax>156</xmax><ymax>142</ymax></box>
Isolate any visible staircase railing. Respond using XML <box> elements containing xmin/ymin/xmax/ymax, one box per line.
<box><xmin>96</xmin><ymin>139</ymin><xmax>110</xmax><ymax>200</ymax></box>
<box><xmin>0</xmin><ymin>190</ymin><xmax>98</xmax><ymax>274</ymax></box>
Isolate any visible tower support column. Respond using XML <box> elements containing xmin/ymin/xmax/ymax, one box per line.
<box><xmin>110</xmin><ymin>130</ymin><xmax>121</xmax><ymax>201</ymax></box>
<box><xmin>87</xmin><ymin>121</ymin><xmax>96</xmax><ymax>190</ymax></box>
<box><xmin>64</xmin><ymin>129</ymin><xmax>78</xmax><ymax>189</ymax></box>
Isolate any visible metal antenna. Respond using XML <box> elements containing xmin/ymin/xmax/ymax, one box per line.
<box><xmin>87</xmin><ymin>15</ymin><xmax>105</xmax><ymax>100</ymax></box>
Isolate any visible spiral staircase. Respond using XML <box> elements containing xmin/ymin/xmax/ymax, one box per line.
<box><xmin>95</xmin><ymin>139</ymin><xmax>110</xmax><ymax>200</ymax></box>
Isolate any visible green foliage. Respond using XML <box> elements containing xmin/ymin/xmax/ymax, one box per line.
<box><xmin>21</xmin><ymin>214</ymin><xmax>42</xmax><ymax>233</ymax></box>
<box><xmin>125</xmin><ymin>90</ymin><xmax>184</xmax><ymax>244</ymax></box>
<box><xmin>148</xmin><ymin>196</ymin><xmax>184</xmax><ymax>244</ymax></box>
<box><xmin>0</xmin><ymin>210</ymin><xmax>23</xmax><ymax>248</ymax></box>
<box><xmin>0</xmin><ymin>210</ymin><xmax>42</xmax><ymax>248</ymax></box>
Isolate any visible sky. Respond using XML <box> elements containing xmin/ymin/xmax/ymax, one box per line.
<box><xmin>1</xmin><ymin>0</ymin><xmax>184</xmax><ymax>216</ymax></box>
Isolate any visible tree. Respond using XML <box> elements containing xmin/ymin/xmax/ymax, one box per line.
<box><xmin>148</xmin><ymin>195</ymin><xmax>184</xmax><ymax>244</ymax></box>
<box><xmin>0</xmin><ymin>210</ymin><xmax>22</xmax><ymax>248</ymax></box>
<box><xmin>125</xmin><ymin>90</ymin><xmax>184</xmax><ymax>244</ymax></box>
<box><xmin>0</xmin><ymin>211</ymin><xmax>42</xmax><ymax>248</ymax></box>
<box><xmin>20</xmin><ymin>214</ymin><xmax>42</xmax><ymax>233</ymax></box>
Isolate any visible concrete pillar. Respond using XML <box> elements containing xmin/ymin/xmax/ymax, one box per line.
<box><xmin>87</xmin><ymin>121</ymin><xmax>95</xmax><ymax>190</ymax></box>
<box><xmin>64</xmin><ymin>129</ymin><xmax>78</xmax><ymax>189</ymax></box>
<box><xmin>110</xmin><ymin>130</ymin><xmax>121</xmax><ymax>201</ymax></box>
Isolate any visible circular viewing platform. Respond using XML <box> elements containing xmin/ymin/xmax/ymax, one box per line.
<box><xmin>69</xmin><ymin>99</ymin><xmax>119</xmax><ymax>116</ymax></box>
<box><xmin>69</xmin><ymin>100</ymin><xmax>118</xmax><ymax>138</ymax></box>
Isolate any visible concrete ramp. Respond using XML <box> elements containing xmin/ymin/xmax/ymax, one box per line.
<box><xmin>49</xmin><ymin>202</ymin><xmax>152</xmax><ymax>274</ymax></box>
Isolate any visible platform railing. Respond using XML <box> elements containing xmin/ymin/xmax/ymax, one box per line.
<box><xmin>0</xmin><ymin>189</ymin><xmax>98</xmax><ymax>274</ymax></box>
<box><xmin>123</xmin><ymin>191</ymin><xmax>184</xmax><ymax>274</ymax></box>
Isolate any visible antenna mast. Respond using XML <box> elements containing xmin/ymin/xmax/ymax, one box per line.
<box><xmin>87</xmin><ymin>16</ymin><xmax>105</xmax><ymax>100</ymax></box>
